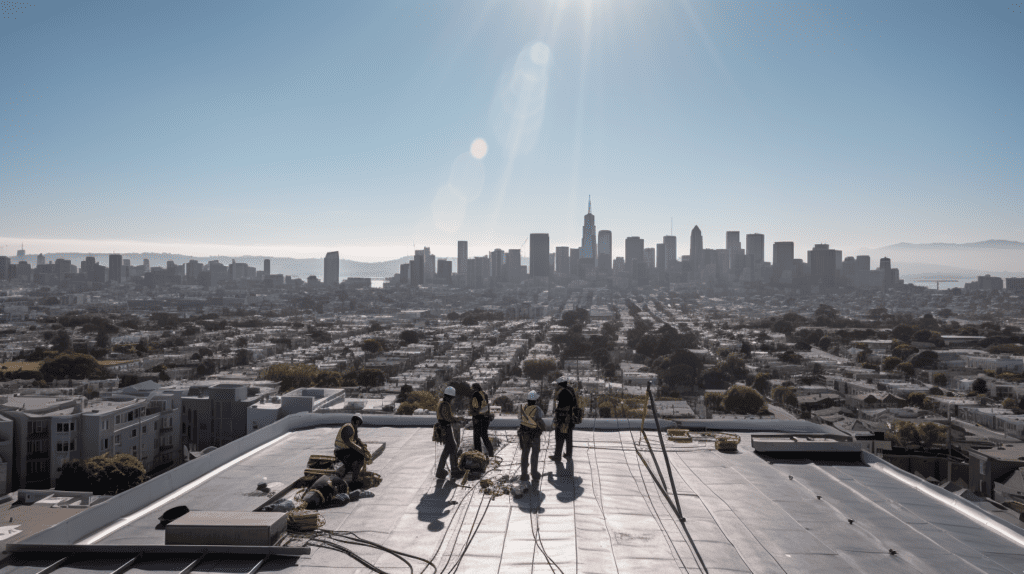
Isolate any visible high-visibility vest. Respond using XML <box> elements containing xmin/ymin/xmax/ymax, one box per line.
<box><xmin>437</xmin><ymin>400</ymin><xmax>455</xmax><ymax>422</ymax></box>
<box><xmin>520</xmin><ymin>404</ymin><xmax>540</xmax><ymax>429</ymax></box>
<box><xmin>471</xmin><ymin>391</ymin><xmax>489</xmax><ymax>415</ymax></box>
<box><xmin>334</xmin><ymin>423</ymin><xmax>357</xmax><ymax>450</ymax></box>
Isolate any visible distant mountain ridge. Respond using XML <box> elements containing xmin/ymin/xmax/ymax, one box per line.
<box><xmin>880</xmin><ymin>240</ymin><xmax>1024</xmax><ymax>250</ymax></box>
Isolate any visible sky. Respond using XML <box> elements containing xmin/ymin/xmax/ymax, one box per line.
<box><xmin>1</xmin><ymin>0</ymin><xmax>1021</xmax><ymax>263</ymax></box>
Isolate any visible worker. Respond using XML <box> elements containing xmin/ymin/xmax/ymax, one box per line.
<box><xmin>334</xmin><ymin>415</ymin><xmax>371</xmax><ymax>478</ymax></box>
<box><xmin>435</xmin><ymin>386</ymin><xmax>465</xmax><ymax>479</ymax></box>
<box><xmin>550</xmin><ymin>376</ymin><xmax>578</xmax><ymax>462</ymax></box>
<box><xmin>470</xmin><ymin>382</ymin><xmax>494</xmax><ymax>457</ymax></box>
<box><xmin>518</xmin><ymin>390</ymin><xmax>547</xmax><ymax>481</ymax></box>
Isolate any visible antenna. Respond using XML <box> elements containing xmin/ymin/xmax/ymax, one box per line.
<box><xmin>671</xmin><ymin>218</ymin><xmax>673</xmax><ymax>236</ymax></box>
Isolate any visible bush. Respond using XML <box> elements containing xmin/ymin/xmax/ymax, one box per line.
<box><xmin>703</xmin><ymin>392</ymin><xmax>724</xmax><ymax>412</ymax></box>
<box><xmin>721</xmin><ymin>385</ymin><xmax>765</xmax><ymax>415</ymax></box>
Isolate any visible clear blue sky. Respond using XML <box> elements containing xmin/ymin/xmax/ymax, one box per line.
<box><xmin>2</xmin><ymin>0</ymin><xmax>1020</xmax><ymax>262</ymax></box>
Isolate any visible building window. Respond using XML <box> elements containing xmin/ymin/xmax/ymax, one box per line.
<box><xmin>115</xmin><ymin>415</ymin><xmax>121</xmax><ymax>424</ymax></box>
<box><xmin>103</xmin><ymin>438</ymin><xmax>109</xmax><ymax>449</ymax></box>
<box><xmin>102</xmin><ymin>420</ymin><xmax>109</xmax><ymax>430</ymax></box>
<box><xmin>33</xmin><ymin>421</ymin><xmax>47</xmax><ymax>433</ymax></box>
<box><xmin>127</xmin><ymin>411</ymin><xmax>134</xmax><ymax>422</ymax></box>
<box><xmin>114</xmin><ymin>434</ymin><xmax>121</xmax><ymax>446</ymax></box>
<box><xmin>131</xmin><ymin>429</ymin><xmax>137</xmax><ymax>438</ymax></box>
<box><xmin>142</xmin><ymin>424</ymin><xmax>147</xmax><ymax>434</ymax></box>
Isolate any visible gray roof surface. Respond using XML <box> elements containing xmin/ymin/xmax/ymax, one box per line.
<box><xmin>5</xmin><ymin>424</ymin><xmax>1024</xmax><ymax>573</ymax></box>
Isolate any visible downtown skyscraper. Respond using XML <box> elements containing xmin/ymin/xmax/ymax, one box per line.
<box><xmin>580</xmin><ymin>196</ymin><xmax>596</xmax><ymax>268</ymax></box>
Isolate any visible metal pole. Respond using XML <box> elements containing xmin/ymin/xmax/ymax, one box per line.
<box><xmin>947</xmin><ymin>402</ymin><xmax>952</xmax><ymax>482</ymax></box>
<box><xmin>647</xmin><ymin>382</ymin><xmax>683</xmax><ymax>521</ymax></box>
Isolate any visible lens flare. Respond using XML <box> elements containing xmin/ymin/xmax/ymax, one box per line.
<box><xmin>470</xmin><ymin>138</ymin><xmax>488</xmax><ymax>159</ymax></box>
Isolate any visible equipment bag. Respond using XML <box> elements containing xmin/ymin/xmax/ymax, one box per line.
<box><xmin>432</xmin><ymin>422</ymin><xmax>445</xmax><ymax>443</ymax></box>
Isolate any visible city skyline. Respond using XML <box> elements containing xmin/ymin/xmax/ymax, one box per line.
<box><xmin>2</xmin><ymin>1</ymin><xmax>1020</xmax><ymax>260</ymax></box>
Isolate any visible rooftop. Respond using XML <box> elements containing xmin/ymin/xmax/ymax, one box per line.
<box><xmin>5</xmin><ymin>415</ymin><xmax>1024</xmax><ymax>573</ymax></box>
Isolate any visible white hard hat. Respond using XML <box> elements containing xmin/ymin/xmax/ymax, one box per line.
<box><xmin>443</xmin><ymin>386</ymin><xmax>457</xmax><ymax>397</ymax></box>
<box><xmin>527</xmin><ymin>391</ymin><xmax>539</xmax><ymax>401</ymax></box>
<box><xmin>553</xmin><ymin>376</ymin><xmax>568</xmax><ymax>385</ymax></box>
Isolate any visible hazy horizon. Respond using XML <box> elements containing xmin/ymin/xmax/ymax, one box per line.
<box><xmin>3</xmin><ymin>1</ymin><xmax>1021</xmax><ymax>261</ymax></box>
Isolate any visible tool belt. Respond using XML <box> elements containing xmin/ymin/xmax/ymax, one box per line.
<box><xmin>432</xmin><ymin>421</ymin><xmax>449</xmax><ymax>443</ymax></box>
<box><xmin>517</xmin><ymin>425</ymin><xmax>541</xmax><ymax>449</ymax></box>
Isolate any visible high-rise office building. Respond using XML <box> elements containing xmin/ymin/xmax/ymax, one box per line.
<box><xmin>690</xmin><ymin>226</ymin><xmax>703</xmax><ymax>267</ymax></box>
<box><xmin>264</xmin><ymin>259</ymin><xmax>271</xmax><ymax>277</ymax></box>
<box><xmin>807</xmin><ymin>244</ymin><xmax>839</xmax><ymax>285</ymax></box>
<box><xmin>598</xmin><ymin>230</ymin><xmax>612</xmax><ymax>272</ymax></box>
<box><xmin>411</xmin><ymin>250</ymin><xmax>425</xmax><ymax>286</ymax></box>
<box><xmin>663</xmin><ymin>236</ymin><xmax>677</xmax><ymax>273</ymax></box>
<box><xmin>556</xmin><ymin>246</ymin><xmax>570</xmax><ymax>275</ymax></box>
<box><xmin>507</xmin><ymin>249</ymin><xmax>522</xmax><ymax>282</ymax></box>
<box><xmin>569</xmin><ymin>248</ymin><xmax>580</xmax><ymax>276</ymax></box>
<box><xmin>491</xmin><ymin>249</ymin><xmax>504</xmax><ymax>281</ymax></box>
<box><xmin>324</xmin><ymin>251</ymin><xmax>340</xmax><ymax>285</ymax></box>
<box><xmin>656</xmin><ymin>243</ymin><xmax>665</xmax><ymax>271</ymax></box>
<box><xmin>436</xmin><ymin>259</ymin><xmax>452</xmax><ymax>283</ymax></box>
<box><xmin>773</xmin><ymin>242</ymin><xmax>794</xmax><ymax>273</ymax></box>
<box><xmin>36</xmin><ymin>254</ymin><xmax>45</xmax><ymax>267</ymax></box>
<box><xmin>745</xmin><ymin>234</ymin><xmax>764</xmax><ymax>265</ymax></box>
<box><xmin>644</xmin><ymin>247</ymin><xmax>656</xmax><ymax>270</ymax></box>
<box><xmin>530</xmin><ymin>234</ymin><xmax>550</xmax><ymax>277</ymax></box>
<box><xmin>856</xmin><ymin>255</ymin><xmax>871</xmax><ymax>273</ymax></box>
<box><xmin>0</xmin><ymin>256</ymin><xmax>9</xmax><ymax>281</ymax></box>
<box><xmin>458</xmin><ymin>241</ymin><xmax>468</xmax><ymax>282</ymax></box>
<box><xmin>726</xmin><ymin>231</ymin><xmax>741</xmax><ymax>252</ymax></box>
<box><xmin>625</xmin><ymin>237</ymin><xmax>644</xmax><ymax>273</ymax></box>
<box><xmin>108</xmin><ymin>254</ymin><xmax>123</xmax><ymax>283</ymax></box>
<box><xmin>580</xmin><ymin>197</ymin><xmax>597</xmax><ymax>263</ymax></box>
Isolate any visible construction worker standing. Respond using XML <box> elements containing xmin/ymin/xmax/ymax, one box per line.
<box><xmin>334</xmin><ymin>415</ymin><xmax>371</xmax><ymax>477</ymax></box>
<box><xmin>470</xmin><ymin>383</ymin><xmax>494</xmax><ymax>457</ymax></box>
<box><xmin>550</xmin><ymin>376</ymin><xmax>579</xmax><ymax>462</ymax></box>
<box><xmin>518</xmin><ymin>390</ymin><xmax>547</xmax><ymax>481</ymax></box>
<box><xmin>435</xmin><ymin>386</ymin><xmax>465</xmax><ymax>479</ymax></box>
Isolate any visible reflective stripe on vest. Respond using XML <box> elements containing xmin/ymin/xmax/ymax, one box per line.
<box><xmin>334</xmin><ymin>423</ymin><xmax>356</xmax><ymax>450</ymax></box>
<box><xmin>520</xmin><ymin>404</ymin><xmax>539</xmax><ymax>429</ymax></box>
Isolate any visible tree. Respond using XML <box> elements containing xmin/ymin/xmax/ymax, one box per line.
<box><xmin>891</xmin><ymin>344</ymin><xmax>917</xmax><ymax>361</ymax></box>
<box><xmin>928</xmin><ymin>386</ymin><xmax>944</xmax><ymax>396</ymax></box>
<box><xmin>399</xmin><ymin>330</ymin><xmax>420</xmax><ymax>345</ymax></box>
<box><xmin>493</xmin><ymin>395</ymin><xmax>514</xmax><ymax>414</ymax></box>
<box><xmin>1001</xmin><ymin>397</ymin><xmax>1019</xmax><ymax>411</ymax></box>
<box><xmin>910</xmin><ymin>350</ymin><xmax>939</xmax><ymax>369</ymax></box>
<box><xmin>52</xmin><ymin>329</ymin><xmax>72</xmax><ymax>353</ymax></box>
<box><xmin>752</xmin><ymin>373</ymin><xmax>772</xmax><ymax>396</ymax></box>
<box><xmin>892</xmin><ymin>421</ymin><xmax>921</xmax><ymax>448</ymax></box>
<box><xmin>722</xmin><ymin>385</ymin><xmax>765</xmax><ymax>415</ymax></box>
<box><xmin>95</xmin><ymin>330</ymin><xmax>111</xmax><ymax>349</ymax></box>
<box><xmin>972</xmin><ymin>378</ymin><xmax>988</xmax><ymax>395</ymax></box>
<box><xmin>778</xmin><ymin>350</ymin><xmax>802</xmax><ymax>365</ymax></box>
<box><xmin>917</xmin><ymin>422</ymin><xmax>947</xmax><ymax>450</ymax></box>
<box><xmin>361</xmin><ymin>339</ymin><xmax>384</xmax><ymax>354</ymax></box>
<box><xmin>40</xmin><ymin>353</ymin><xmax>109</xmax><ymax>381</ymax></box>
<box><xmin>881</xmin><ymin>356</ymin><xmax>902</xmax><ymax>372</ymax></box>
<box><xmin>817</xmin><ymin>337</ymin><xmax>832</xmax><ymax>351</ymax></box>
<box><xmin>933</xmin><ymin>373</ymin><xmax>948</xmax><ymax>387</ymax></box>
<box><xmin>896</xmin><ymin>362</ymin><xmax>915</xmax><ymax>378</ymax></box>
<box><xmin>907</xmin><ymin>392</ymin><xmax>927</xmax><ymax>407</ymax></box>
<box><xmin>355</xmin><ymin>368</ymin><xmax>386</xmax><ymax>388</ymax></box>
<box><xmin>771</xmin><ymin>320</ymin><xmax>795</xmax><ymax>335</ymax></box>
<box><xmin>522</xmin><ymin>359</ymin><xmax>557</xmax><ymax>381</ymax></box>
<box><xmin>891</xmin><ymin>325</ymin><xmax>915</xmax><ymax>342</ymax></box>
<box><xmin>771</xmin><ymin>386</ymin><xmax>798</xmax><ymax>409</ymax></box>
<box><xmin>56</xmin><ymin>454</ymin><xmax>146</xmax><ymax>495</ymax></box>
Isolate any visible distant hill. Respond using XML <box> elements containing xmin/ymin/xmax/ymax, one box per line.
<box><xmin>32</xmin><ymin>253</ymin><xmax>410</xmax><ymax>279</ymax></box>
<box><xmin>880</xmin><ymin>240</ymin><xmax>1024</xmax><ymax>250</ymax></box>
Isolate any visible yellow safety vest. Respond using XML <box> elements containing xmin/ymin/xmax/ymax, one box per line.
<box><xmin>437</xmin><ymin>400</ymin><xmax>455</xmax><ymax>422</ymax></box>
<box><xmin>471</xmin><ymin>391</ymin><xmax>489</xmax><ymax>416</ymax></box>
<box><xmin>334</xmin><ymin>423</ymin><xmax>357</xmax><ymax>450</ymax></box>
<box><xmin>520</xmin><ymin>404</ymin><xmax>540</xmax><ymax>429</ymax></box>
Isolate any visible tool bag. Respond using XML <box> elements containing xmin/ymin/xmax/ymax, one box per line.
<box><xmin>458</xmin><ymin>449</ymin><xmax>488</xmax><ymax>472</ymax></box>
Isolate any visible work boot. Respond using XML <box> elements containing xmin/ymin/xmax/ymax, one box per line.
<box><xmin>519</xmin><ymin>474</ymin><xmax>529</xmax><ymax>481</ymax></box>
<box><xmin>548</xmin><ymin>455</ymin><xmax>560</xmax><ymax>462</ymax></box>
<box><xmin>563</xmin><ymin>453</ymin><xmax>572</xmax><ymax>460</ymax></box>
<box><xmin>435</xmin><ymin>470</ymin><xmax>447</xmax><ymax>479</ymax></box>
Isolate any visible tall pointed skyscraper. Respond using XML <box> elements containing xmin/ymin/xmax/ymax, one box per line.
<box><xmin>690</xmin><ymin>226</ymin><xmax>703</xmax><ymax>267</ymax></box>
<box><xmin>580</xmin><ymin>196</ymin><xmax>596</xmax><ymax>266</ymax></box>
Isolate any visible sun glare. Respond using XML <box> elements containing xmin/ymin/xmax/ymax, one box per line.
<box><xmin>470</xmin><ymin>137</ymin><xmax>488</xmax><ymax>159</ymax></box>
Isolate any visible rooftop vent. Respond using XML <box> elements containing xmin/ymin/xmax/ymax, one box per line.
<box><xmin>165</xmin><ymin>511</ymin><xmax>286</xmax><ymax>546</ymax></box>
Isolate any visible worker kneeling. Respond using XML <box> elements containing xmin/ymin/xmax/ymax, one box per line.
<box><xmin>334</xmin><ymin>415</ymin><xmax>372</xmax><ymax>478</ymax></box>
<box><xmin>518</xmin><ymin>390</ymin><xmax>547</xmax><ymax>481</ymax></box>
